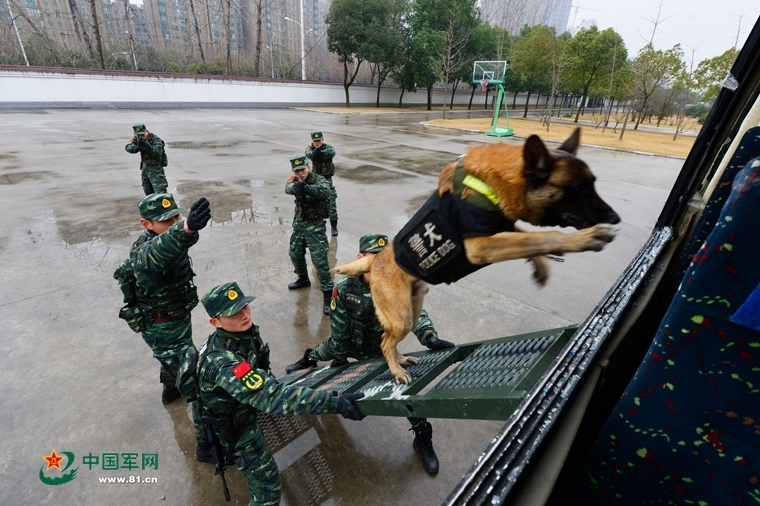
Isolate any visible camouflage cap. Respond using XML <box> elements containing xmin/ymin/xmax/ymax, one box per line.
<box><xmin>359</xmin><ymin>234</ymin><xmax>389</xmax><ymax>253</ymax></box>
<box><xmin>290</xmin><ymin>156</ymin><xmax>308</xmax><ymax>171</ymax></box>
<box><xmin>138</xmin><ymin>192</ymin><xmax>187</xmax><ymax>221</ymax></box>
<box><xmin>132</xmin><ymin>123</ymin><xmax>147</xmax><ymax>135</ymax></box>
<box><xmin>202</xmin><ymin>281</ymin><xmax>256</xmax><ymax>317</ymax></box>
<box><xmin>311</xmin><ymin>131</ymin><xmax>323</xmax><ymax>141</ymax></box>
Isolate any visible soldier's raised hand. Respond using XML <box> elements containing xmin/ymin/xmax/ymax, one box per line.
<box><xmin>187</xmin><ymin>197</ymin><xmax>211</xmax><ymax>231</ymax></box>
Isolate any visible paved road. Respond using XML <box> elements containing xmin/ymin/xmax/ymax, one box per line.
<box><xmin>0</xmin><ymin>108</ymin><xmax>683</xmax><ymax>505</ymax></box>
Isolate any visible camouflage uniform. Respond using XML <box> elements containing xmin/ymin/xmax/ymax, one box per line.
<box><xmin>198</xmin><ymin>282</ymin><xmax>358</xmax><ymax>506</ymax></box>
<box><xmin>310</xmin><ymin>278</ymin><xmax>439</xmax><ymax>362</ymax></box>
<box><xmin>125</xmin><ymin>123</ymin><xmax>168</xmax><ymax>195</ymax></box>
<box><xmin>305</xmin><ymin>132</ymin><xmax>338</xmax><ymax>224</ymax></box>
<box><xmin>285</xmin><ymin>157</ymin><xmax>333</xmax><ymax>292</ymax></box>
<box><xmin>129</xmin><ymin>197</ymin><xmax>199</xmax><ymax>389</ymax></box>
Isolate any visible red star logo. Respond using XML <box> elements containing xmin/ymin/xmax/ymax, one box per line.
<box><xmin>43</xmin><ymin>449</ymin><xmax>65</xmax><ymax>470</ymax></box>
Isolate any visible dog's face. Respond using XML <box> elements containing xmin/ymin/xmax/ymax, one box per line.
<box><xmin>522</xmin><ymin>128</ymin><xmax>620</xmax><ymax>229</ymax></box>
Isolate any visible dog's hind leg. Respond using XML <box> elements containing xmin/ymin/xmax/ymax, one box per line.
<box><xmin>372</xmin><ymin>271</ymin><xmax>419</xmax><ymax>385</ymax></box>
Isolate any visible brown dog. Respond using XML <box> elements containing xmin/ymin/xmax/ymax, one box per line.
<box><xmin>331</xmin><ymin>128</ymin><xmax>620</xmax><ymax>384</ymax></box>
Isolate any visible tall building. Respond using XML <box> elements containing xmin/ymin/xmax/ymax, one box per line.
<box><xmin>542</xmin><ymin>0</ymin><xmax>572</xmax><ymax>34</ymax></box>
<box><xmin>478</xmin><ymin>0</ymin><xmax>572</xmax><ymax>36</ymax></box>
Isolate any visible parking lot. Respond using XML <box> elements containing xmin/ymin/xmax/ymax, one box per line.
<box><xmin>0</xmin><ymin>107</ymin><xmax>683</xmax><ymax>505</ymax></box>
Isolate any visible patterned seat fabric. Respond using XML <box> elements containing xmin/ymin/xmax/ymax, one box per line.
<box><xmin>575</xmin><ymin>129</ymin><xmax>760</xmax><ymax>504</ymax></box>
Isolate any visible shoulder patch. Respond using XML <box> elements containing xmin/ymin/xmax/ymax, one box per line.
<box><xmin>232</xmin><ymin>361</ymin><xmax>252</xmax><ymax>379</ymax></box>
<box><xmin>232</xmin><ymin>361</ymin><xmax>264</xmax><ymax>391</ymax></box>
<box><xmin>288</xmin><ymin>176</ymin><xmax>296</xmax><ymax>182</ymax></box>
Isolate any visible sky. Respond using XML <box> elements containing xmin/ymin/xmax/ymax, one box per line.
<box><xmin>573</xmin><ymin>0</ymin><xmax>760</xmax><ymax>65</ymax></box>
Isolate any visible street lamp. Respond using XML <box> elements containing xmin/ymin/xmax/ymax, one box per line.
<box><xmin>268</xmin><ymin>32</ymin><xmax>277</xmax><ymax>79</ymax></box>
<box><xmin>284</xmin><ymin>9</ymin><xmax>312</xmax><ymax>81</ymax></box>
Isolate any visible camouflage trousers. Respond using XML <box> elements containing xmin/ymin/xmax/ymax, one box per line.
<box><xmin>221</xmin><ymin>418</ymin><xmax>281</xmax><ymax>506</ymax></box>
<box><xmin>289</xmin><ymin>219</ymin><xmax>333</xmax><ymax>292</ymax></box>
<box><xmin>310</xmin><ymin>309</ymin><xmax>437</xmax><ymax>362</ymax></box>
<box><xmin>141</xmin><ymin>315</ymin><xmax>205</xmax><ymax>443</ymax></box>
<box><xmin>141</xmin><ymin>164</ymin><xmax>168</xmax><ymax>195</ymax></box>
<box><xmin>325</xmin><ymin>178</ymin><xmax>338</xmax><ymax>222</ymax></box>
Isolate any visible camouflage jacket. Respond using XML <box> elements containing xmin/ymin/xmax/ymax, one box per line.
<box><xmin>285</xmin><ymin>170</ymin><xmax>330</xmax><ymax>221</ymax></box>
<box><xmin>329</xmin><ymin>275</ymin><xmax>438</xmax><ymax>360</ymax></box>
<box><xmin>125</xmin><ymin>132</ymin><xmax>167</xmax><ymax>167</ymax></box>
<box><xmin>305</xmin><ymin>143</ymin><xmax>336</xmax><ymax>178</ymax></box>
<box><xmin>130</xmin><ymin>220</ymin><xmax>199</xmax><ymax>316</ymax></box>
<box><xmin>197</xmin><ymin>326</ymin><xmax>340</xmax><ymax>422</ymax></box>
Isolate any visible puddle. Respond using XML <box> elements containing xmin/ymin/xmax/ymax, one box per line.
<box><xmin>340</xmin><ymin>165</ymin><xmax>414</xmax><ymax>183</ymax></box>
<box><xmin>57</xmin><ymin>196</ymin><xmax>140</xmax><ymax>246</ymax></box>
<box><xmin>234</xmin><ymin>179</ymin><xmax>266</xmax><ymax>187</ymax></box>
<box><xmin>166</xmin><ymin>141</ymin><xmax>241</xmax><ymax>149</ymax></box>
<box><xmin>176</xmin><ymin>180</ymin><xmax>277</xmax><ymax>226</ymax></box>
<box><xmin>0</xmin><ymin>171</ymin><xmax>57</xmax><ymax>184</ymax></box>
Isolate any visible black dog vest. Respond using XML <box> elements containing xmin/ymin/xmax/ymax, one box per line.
<box><xmin>393</xmin><ymin>189</ymin><xmax>514</xmax><ymax>285</ymax></box>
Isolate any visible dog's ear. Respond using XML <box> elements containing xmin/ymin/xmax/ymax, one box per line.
<box><xmin>523</xmin><ymin>135</ymin><xmax>553</xmax><ymax>185</ymax></box>
<box><xmin>557</xmin><ymin>127</ymin><xmax>581</xmax><ymax>154</ymax></box>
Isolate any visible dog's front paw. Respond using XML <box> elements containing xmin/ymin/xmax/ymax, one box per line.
<box><xmin>530</xmin><ymin>256</ymin><xmax>550</xmax><ymax>286</ymax></box>
<box><xmin>393</xmin><ymin>370</ymin><xmax>413</xmax><ymax>385</ymax></box>
<box><xmin>581</xmin><ymin>223</ymin><xmax>617</xmax><ymax>252</ymax></box>
<box><xmin>398</xmin><ymin>355</ymin><xmax>419</xmax><ymax>367</ymax></box>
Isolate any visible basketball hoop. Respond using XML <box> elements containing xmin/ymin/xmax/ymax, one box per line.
<box><xmin>481</xmin><ymin>78</ymin><xmax>490</xmax><ymax>91</ymax></box>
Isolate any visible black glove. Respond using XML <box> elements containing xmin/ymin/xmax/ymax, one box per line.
<box><xmin>311</xmin><ymin>147</ymin><xmax>323</xmax><ymax>162</ymax></box>
<box><xmin>135</xmin><ymin>135</ymin><xmax>145</xmax><ymax>149</ymax></box>
<box><xmin>293</xmin><ymin>179</ymin><xmax>308</xmax><ymax>197</ymax></box>
<box><xmin>186</xmin><ymin>197</ymin><xmax>211</xmax><ymax>231</ymax></box>
<box><xmin>337</xmin><ymin>392</ymin><xmax>366</xmax><ymax>420</ymax></box>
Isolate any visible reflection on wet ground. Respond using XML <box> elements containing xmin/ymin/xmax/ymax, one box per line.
<box><xmin>167</xmin><ymin>140</ymin><xmax>242</xmax><ymax>149</ymax></box>
<box><xmin>56</xmin><ymin>196</ymin><xmax>140</xmax><ymax>246</ymax></box>
<box><xmin>0</xmin><ymin>171</ymin><xmax>57</xmax><ymax>184</ymax></box>
<box><xmin>340</xmin><ymin>164</ymin><xmax>414</xmax><ymax>182</ymax></box>
<box><xmin>348</xmin><ymin>148</ymin><xmax>458</xmax><ymax>176</ymax></box>
<box><xmin>176</xmin><ymin>180</ymin><xmax>279</xmax><ymax>226</ymax></box>
<box><xmin>234</xmin><ymin>179</ymin><xmax>266</xmax><ymax>187</ymax></box>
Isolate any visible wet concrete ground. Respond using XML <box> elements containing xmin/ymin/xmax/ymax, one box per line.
<box><xmin>0</xmin><ymin>108</ymin><xmax>683</xmax><ymax>505</ymax></box>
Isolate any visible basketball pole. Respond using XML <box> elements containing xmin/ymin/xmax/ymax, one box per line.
<box><xmin>486</xmin><ymin>84</ymin><xmax>514</xmax><ymax>137</ymax></box>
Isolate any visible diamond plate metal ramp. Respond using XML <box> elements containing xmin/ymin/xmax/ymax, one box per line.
<box><xmin>280</xmin><ymin>325</ymin><xmax>577</xmax><ymax>421</ymax></box>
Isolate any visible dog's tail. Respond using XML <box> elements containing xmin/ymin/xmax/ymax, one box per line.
<box><xmin>330</xmin><ymin>255</ymin><xmax>374</xmax><ymax>275</ymax></box>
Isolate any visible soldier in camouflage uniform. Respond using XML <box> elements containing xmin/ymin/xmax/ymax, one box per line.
<box><xmin>121</xmin><ymin>193</ymin><xmax>211</xmax><ymax>404</ymax></box>
<box><xmin>305</xmin><ymin>132</ymin><xmax>338</xmax><ymax>236</ymax></box>
<box><xmin>197</xmin><ymin>282</ymin><xmax>365</xmax><ymax>506</ymax></box>
<box><xmin>284</xmin><ymin>234</ymin><xmax>454</xmax><ymax>474</ymax></box>
<box><xmin>285</xmin><ymin>155</ymin><xmax>334</xmax><ymax>315</ymax></box>
<box><xmin>125</xmin><ymin>123</ymin><xmax>169</xmax><ymax>195</ymax></box>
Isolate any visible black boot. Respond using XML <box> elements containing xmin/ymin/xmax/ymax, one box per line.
<box><xmin>322</xmin><ymin>290</ymin><xmax>332</xmax><ymax>315</ymax></box>
<box><xmin>412</xmin><ymin>423</ymin><xmax>439</xmax><ymax>474</ymax></box>
<box><xmin>288</xmin><ymin>274</ymin><xmax>311</xmax><ymax>290</ymax></box>
<box><xmin>330</xmin><ymin>357</ymin><xmax>348</xmax><ymax>368</ymax></box>
<box><xmin>330</xmin><ymin>220</ymin><xmax>338</xmax><ymax>236</ymax></box>
<box><xmin>285</xmin><ymin>349</ymin><xmax>317</xmax><ymax>374</ymax></box>
<box><xmin>427</xmin><ymin>336</ymin><xmax>455</xmax><ymax>350</ymax></box>
<box><xmin>161</xmin><ymin>385</ymin><xmax>182</xmax><ymax>405</ymax></box>
<box><xmin>196</xmin><ymin>442</ymin><xmax>213</xmax><ymax>463</ymax></box>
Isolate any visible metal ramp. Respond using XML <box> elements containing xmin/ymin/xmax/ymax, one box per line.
<box><xmin>280</xmin><ymin>325</ymin><xmax>577</xmax><ymax>421</ymax></box>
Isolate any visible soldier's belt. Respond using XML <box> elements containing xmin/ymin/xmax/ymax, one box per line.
<box><xmin>153</xmin><ymin>314</ymin><xmax>176</xmax><ymax>324</ymax></box>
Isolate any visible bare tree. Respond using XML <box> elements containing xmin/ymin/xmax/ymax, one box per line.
<box><xmin>86</xmin><ymin>0</ymin><xmax>105</xmax><ymax>67</ymax></box>
<box><xmin>252</xmin><ymin>0</ymin><xmax>264</xmax><ymax>76</ymax></box>
<box><xmin>438</xmin><ymin>11</ymin><xmax>469</xmax><ymax>119</ymax></box>
<box><xmin>188</xmin><ymin>0</ymin><xmax>207</xmax><ymax>69</ymax></box>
